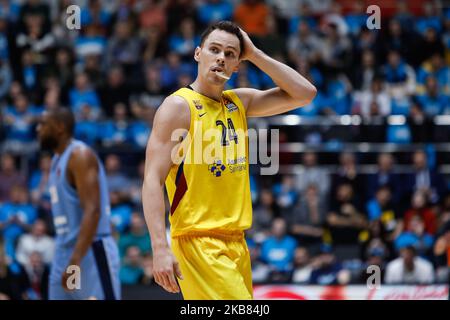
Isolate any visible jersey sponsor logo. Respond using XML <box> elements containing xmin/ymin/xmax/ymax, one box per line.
<box><xmin>193</xmin><ymin>100</ymin><xmax>203</xmax><ymax>110</ymax></box>
<box><xmin>49</xmin><ymin>185</ymin><xmax>59</xmax><ymax>204</ymax></box>
<box><xmin>54</xmin><ymin>215</ymin><xmax>68</xmax><ymax>226</ymax></box>
<box><xmin>223</xmin><ymin>97</ymin><xmax>238</xmax><ymax>113</ymax></box>
<box><xmin>208</xmin><ymin>159</ymin><xmax>226</xmax><ymax>177</ymax></box>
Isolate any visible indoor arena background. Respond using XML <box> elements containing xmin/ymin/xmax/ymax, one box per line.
<box><xmin>0</xmin><ymin>0</ymin><xmax>449</xmax><ymax>300</ymax></box>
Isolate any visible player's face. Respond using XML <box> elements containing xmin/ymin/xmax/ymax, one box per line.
<box><xmin>36</xmin><ymin>112</ymin><xmax>59</xmax><ymax>151</ymax></box>
<box><xmin>195</xmin><ymin>29</ymin><xmax>241</xmax><ymax>85</ymax></box>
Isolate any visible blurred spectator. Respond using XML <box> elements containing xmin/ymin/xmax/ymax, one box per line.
<box><xmin>384</xmin><ymin>245</ymin><xmax>434</xmax><ymax>284</ymax></box>
<box><xmin>433</xmin><ymin>218</ymin><xmax>450</xmax><ymax>283</ymax></box>
<box><xmin>74</xmin><ymin>104</ymin><xmax>98</xmax><ymax>146</ymax></box>
<box><xmin>382</xmin><ymin>50</ymin><xmax>416</xmax><ymax>114</ymax></box>
<box><xmin>140</xmin><ymin>253</ymin><xmax>155</xmax><ymax>285</ymax></box>
<box><xmin>415</xmin><ymin>1</ymin><xmax>442</xmax><ymax>36</ymax></box>
<box><xmin>331</xmin><ymin>152</ymin><xmax>366</xmax><ymax>203</ymax></box>
<box><xmin>326</xmin><ymin>183</ymin><xmax>367</xmax><ymax>245</ymax></box>
<box><xmin>233</xmin><ymin>0</ymin><xmax>269</xmax><ymax>37</ymax></box>
<box><xmin>138</xmin><ymin>0</ymin><xmax>167</xmax><ymax>33</ymax></box>
<box><xmin>256</xmin><ymin>13</ymin><xmax>286</xmax><ymax>58</ymax></box>
<box><xmin>416</xmin><ymin>76</ymin><xmax>449</xmax><ymax>117</ymax></box>
<box><xmin>309</xmin><ymin>244</ymin><xmax>351</xmax><ymax>285</ymax></box>
<box><xmin>160</xmin><ymin>51</ymin><xmax>195</xmax><ymax>92</ymax></box>
<box><xmin>127</xmin><ymin>104</ymin><xmax>152</xmax><ymax>149</ymax></box>
<box><xmin>295</xmin><ymin>151</ymin><xmax>330</xmax><ymax>197</ymax></box>
<box><xmin>343</xmin><ymin>0</ymin><xmax>367</xmax><ymax>37</ymax></box>
<box><xmin>22</xmin><ymin>251</ymin><xmax>49</xmax><ymax>300</ymax></box>
<box><xmin>416</xmin><ymin>53</ymin><xmax>450</xmax><ymax>97</ymax></box>
<box><xmin>28</xmin><ymin>153</ymin><xmax>51</xmax><ymax>215</ymax></box>
<box><xmin>272</xmin><ymin>175</ymin><xmax>297</xmax><ymax>216</ymax></box>
<box><xmin>105</xmin><ymin>20</ymin><xmax>141</xmax><ymax>73</ymax></box>
<box><xmin>129</xmin><ymin>160</ymin><xmax>145</xmax><ymax>208</ymax></box>
<box><xmin>73</xmin><ymin>24</ymin><xmax>107</xmax><ymax>61</ymax></box>
<box><xmin>119</xmin><ymin>245</ymin><xmax>144</xmax><ymax>285</ymax></box>
<box><xmin>0</xmin><ymin>241</ymin><xmax>30</xmax><ymax>300</ymax></box>
<box><xmin>80</xmin><ymin>0</ymin><xmax>112</xmax><ymax>28</ymax></box>
<box><xmin>393</xmin><ymin>0</ymin><xmax>414</xmax><ymax>32</ymax></box>
<box><xmin>3</xmin><ymin>93</ymin><xmax>40</xmax><ymax>154</ymax></box>
<box><xmin>69</xmin><ymin>71</ymin><xmax>101</xmax><ymax>120</ymax></box>
<box><xmin>365</xmin><ymin>186</ymin><xmax>398</xmax><ymax>239</ymax></box>
<box><xmin>118</xmin><ymin>212</ymin><xmax>151</xmax><ymax>260</ymax></box>
<box><xmin>395</xmin><ymin>214</ymin><xmax>434</xmax><ymax>259</ymax></box>
<box><xmin>0</xmin><ymin>58</ymin><xmax>12</xmax><ymax>100</ymax></box>
<box><xmin>141</xmin><ymin>26</ymin><xmax>168</xmax><ymax>62</ymax></box>
<box><xmin>247</xmin><ymin>239</ymin><xmax>270</xmax><ymax>283</ymax></box>
<box><xmin>359</xmin><ymin>238</ymin><xmax>387</xmax><ymax>284</ymax></box>
<box><xmin>260</xmin><ymin>218</ymin><xmax>297</xmax><ymax>281</ymax></box>
<box><xmin>319</xmin><ymin>21</ymin><xmax>352</xmax><ymax>74</ymax></box>
<box><xmin>375</xmin><ymin>18</ymin><xmax>415</xmax><ymax>66</ymax></box>
<box><xmin>291</xmin><ymin>247</ymin><xmax>313</xmax><ymax>284</ymax></box>
<box><xmin>51</xmin><ymin>47</ymin><xmax>74</xmax><ymax>97</ymax></box>
<box><xmin>168</xmin><ymin>17</ymin><xmax>200</xmax><ymax>60</ymax></box>
<box><xmin>250</xmin><ymin>188</ymin><xmax>278</xmax><ymax>242</ymax></box>
<box><xmin>100</xmin><ymin>103</ymin><xmax>129</xmax><ymax>148</ymax></box>
<box><xmin>289</xmin><ymin>183</ymin><xmax>326</xmax><ymax>247</ymax></box>
<box><xmin>0</xmin><ymin>185</ymin><xmax>37</xmax><ymax>259</ymax></box>
<box><xmin>0</xmin><ymin>154</ymin><xmax>26</xmax><ymax>203</ymax></box>
<box><xmin>110</xmin><ymin>190</ymin><xmax>132</xmax><ymax>234</ymax></box>
<box><xmin>197</xmin><ymin>0</ymin><xmax>233</xmax><ymax>27</ymax></box>
<box><xmin>105</xmin><ymin>154</ymin><xmax>132</xmax><ymax>193</ymax></box>
<box><xmin>352</xmin><ymin>78</ymin><xmax>391</xmax><ymax>119</ymax></box>
<box><xmin>405</xmin><ymin>150</ymin><xmax>447</xmax><ymax>204</ymax></box>
<box><xmin>15</xmin><ymin>219</ymin><xmax>54</xmax><ymax>267</ymax></box>
<box><xmin>287</xmin><ymin>20</ymin><xmax>321</xmax><ymax>65</ymax></box>
<box><xmin>99</xmin><ymin>65</ymin><xmax>131</xmax><ymax>117</ymax></box>
<box><xmin>366</xmin><ymin>153</ymin><xmax>401</xmax><ymax>202</ymax></box>
<box><xmin>350</xmin><ymin>50</ymin><xmax>379</xmax><ymax>92</ymax></box>
<box><xmin>401</xmin><ymin>190</ymin><xmax>437</xmax><ymax>236</ymax></box>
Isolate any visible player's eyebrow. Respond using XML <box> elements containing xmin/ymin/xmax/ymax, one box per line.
<box><xmin>209</xmin><ymin>42</ymin><xmax>238</xmax><ymax>52</ymax></box>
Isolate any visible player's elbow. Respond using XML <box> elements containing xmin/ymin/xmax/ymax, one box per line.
<box><xmin>297</xmin><ymin>84</ymin><xmax>317</xmax><ymax>104</ymax></box>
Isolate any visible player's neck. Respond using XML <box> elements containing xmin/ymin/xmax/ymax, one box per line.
<box><xmin>54</xmin><ymin>136</ymin><xmax>72</xmax><ymax>155</ymax></box>
<box><xmin>190</xmin><ymin>79</ymin><xmax>223</xmax><ymax>102</ymax></box>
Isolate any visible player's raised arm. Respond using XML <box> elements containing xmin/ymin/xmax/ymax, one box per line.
<box><xmin>233</xmin><ymin>28</ymin><xmax>317</xmax><ymax>117</ymax></box>
<box><xmin>63</xmin><ymin>147</ymin><xmax>102</xmax><ymax>290</ymax></box>
<box><xmin>142</xmin><ymin>95</ymin><xmax>189</xmax><ymax>294</ymax></box>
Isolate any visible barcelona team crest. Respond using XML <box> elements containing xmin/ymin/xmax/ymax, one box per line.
<box><xmin>223</xmin><ymin>97</ymin><xmax>238</xmax><ymax>113</ymax></box>
<box><xmin>193</xmin><ymin>100</ymin><xmax>203</xmax><ymax>110</ymax></box>
<box><xmin>208</xmin><ymin>160</ymin><xmax>226</xmax><ymax>177</ymax></box>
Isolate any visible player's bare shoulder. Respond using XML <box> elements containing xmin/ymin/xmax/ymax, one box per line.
<box><xmin>154</xmin><ymin>94</ymin><xmax>191</xmax><ymax>132</ymax></box>
<box><xmin>68</xmin><ymin>145</ymin><xmax>99</xmax><ymax>172</ymax></box>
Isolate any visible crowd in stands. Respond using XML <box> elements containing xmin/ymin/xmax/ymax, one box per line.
<box><xmin>0</xmin><ymin>0</ymin><xmax>450</xmax><ymax>299</ymax></box>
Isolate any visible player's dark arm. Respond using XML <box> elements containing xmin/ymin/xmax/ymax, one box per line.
<box><xmin>67</xmin><ymin>148</ymin><xmax>102</xmax><ymax>266</ymax></box>
<box><xmin>233</xmin><ymin>29</ymin><xmax>317</xmax><ymax>117</ymax></box>
<box><xmin>142</xmin><ymin>95</ymin><xmax>189</xmax><ymax>293</ymax></box>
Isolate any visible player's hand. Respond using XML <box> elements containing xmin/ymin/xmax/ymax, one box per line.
<box><xmin>153</xmin><ymin>249</ymin><xmax>183</xmax><ymax>293</ymax></box>
<box><xmin>238</xmin><ymin>28</ymin><xmax>258</xmax><ymax>62</ymax></box>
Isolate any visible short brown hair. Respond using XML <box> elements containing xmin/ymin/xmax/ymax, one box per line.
<box><xmin>200</xmin><ymin>20</ymin><xmax>244</xmax><ymax>58</ymax></box>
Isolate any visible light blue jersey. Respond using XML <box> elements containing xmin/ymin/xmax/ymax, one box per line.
<box><xmin>48</xmin><ymin>139</ymin><xmax>120</xmax><ymax>300</ymax></box>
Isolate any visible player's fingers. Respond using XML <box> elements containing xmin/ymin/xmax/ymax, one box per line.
<box><xmin>167</xmin><ymin>271</ymin><xmax>180</xmax><ymax>293</ymax></box>
<box><xmin>174</xmin><ymin>261</ymin><xmax>183</xmax><ymax>280</ymax></box>
<box><xmin>160</xmin><ymin>272</ymin><xmax>175</xmax><ymax>293</ymax></box>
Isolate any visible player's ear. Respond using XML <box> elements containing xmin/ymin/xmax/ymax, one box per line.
<box><xmin>233</xmin><ymin>62</ymin><xmax>240</xmax><ymax>73</ymax></box>
<box><xmin>194</xmin><ymin>46</ymin><xmax>201</xmax><ymax>62</ymax></box>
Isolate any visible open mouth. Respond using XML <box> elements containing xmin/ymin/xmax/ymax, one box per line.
<box><xmin>211</xmin><ymin>66</ymin><xmax>230</xmax><ymax>80</ymax></box>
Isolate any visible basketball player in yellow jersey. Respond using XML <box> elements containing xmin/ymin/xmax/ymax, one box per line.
<box><xmin>142</xmin><ymin>21</ymin><xmax>316</xmax><ymax>299</ymax></box>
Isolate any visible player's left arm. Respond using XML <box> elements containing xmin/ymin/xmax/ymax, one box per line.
<box><xmin>233</xmin><ymin>29</ymin><xmax>317</xmax><ymax>117</ymax></box>
<box><xmin>62</xmin><ymin>147</ymin><xmax>102</xmax><ymax>290</ymax></box>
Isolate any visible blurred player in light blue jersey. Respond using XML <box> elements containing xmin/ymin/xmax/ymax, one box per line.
<box><xmin>37</xmin><ymin>109</ymin><xmax>120</xmax><ymax>300</ymax></box>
